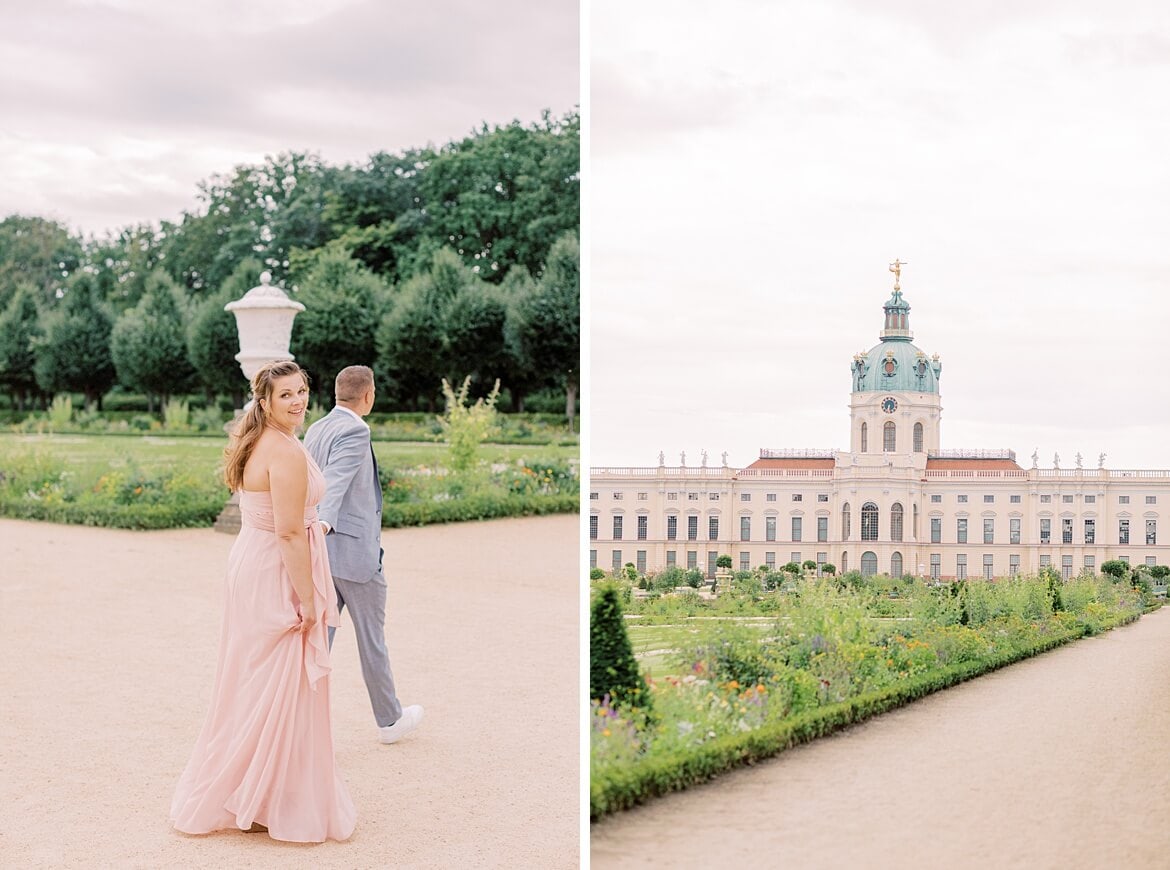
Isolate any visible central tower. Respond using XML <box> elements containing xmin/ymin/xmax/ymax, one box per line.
<box><xmin>847</xmin><ymin>263</ymin><xmax>942</xmax><ymax>466</ymax></box>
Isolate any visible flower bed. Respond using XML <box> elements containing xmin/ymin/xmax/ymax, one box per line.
<box><xmin>590</xmin><ymin>574</ymin><xmax>1148</xmax><ymax>819</ymax></box>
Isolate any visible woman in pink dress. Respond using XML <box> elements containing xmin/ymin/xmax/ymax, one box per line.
<box><xmin>171</xmin><ymin>360</ymin><xmax>356</xmax><ymax>842</ymax></box>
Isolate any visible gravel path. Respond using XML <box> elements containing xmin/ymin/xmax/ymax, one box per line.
<box><xmin>0</xmin><ymin>514</ymin><xmax>579</xmax><ymax>869</ymax></box>
<box><xmin>592</xmin><ymin>609</ymin><xmax>1170</xmax><ymax>869</ymax></box>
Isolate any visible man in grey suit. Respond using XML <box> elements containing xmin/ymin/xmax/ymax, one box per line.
<box><xmin>304</xmin><ymin>365</ymin><xmax>423</xmax><ymax>744</ymax></box>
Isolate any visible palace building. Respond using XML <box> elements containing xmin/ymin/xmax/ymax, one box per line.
<box><xmin>589</xmin><ymin>267</ymin><xmax>1169</xmax><ymax>581</ymax></box>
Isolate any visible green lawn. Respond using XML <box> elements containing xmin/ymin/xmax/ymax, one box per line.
<box><xmin>0</xmin><ymin>433</ymin><xmax>577</xmax><ymax>480</ymax></box>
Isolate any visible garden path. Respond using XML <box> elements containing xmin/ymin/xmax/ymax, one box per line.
<box><xmin>592</xmin><ymin>608</ymin><xmax>1170</xmax><ymax>869</ymax></box>
<box><xmin>0</xmin><ymin>514</ymin><xmax>579</xmax><ymax>868</ymax></box>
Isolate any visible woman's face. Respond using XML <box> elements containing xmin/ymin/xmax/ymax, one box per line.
<box><xmin>264</xmin><ymin>373</ymin><xmax>309</xmax><ymax>430</ymax></box>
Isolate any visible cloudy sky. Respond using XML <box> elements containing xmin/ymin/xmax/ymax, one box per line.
<box><xmin>0</xmin><ymin>0</ymin><xmax>578</xmax><ymax>238</ymax></box>
<box><xmin>590</xmin><ymin>0</ymin><xmax>1170</xmax><ymax>471</ymax></box>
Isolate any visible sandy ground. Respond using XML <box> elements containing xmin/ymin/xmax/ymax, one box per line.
<box><xmin>592</xmin><ymin>608</ymin><xmax>1170</xmax><ymax>869</ymax></box>
<box><xmin>0</xmin><ymin>514</ymin><xmax>579</xmax><ymax>869</ymax></box>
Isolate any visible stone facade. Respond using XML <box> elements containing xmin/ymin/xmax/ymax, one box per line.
<box><xmin>589</xmin><ymin>285</ymin><xmax>1169</xmax><ymax>580</ymax></box>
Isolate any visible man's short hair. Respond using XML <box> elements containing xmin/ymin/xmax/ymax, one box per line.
<box><xmin>335</xmin><ymin>365</ymin><xmax>375</xmax><ymax>403</ymax></box>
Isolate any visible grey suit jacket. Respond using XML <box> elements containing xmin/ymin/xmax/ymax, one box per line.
<box><xmin>304</xmin><ymin>407</ymin><xmax>384</xmax><ymax>583</ymax></box>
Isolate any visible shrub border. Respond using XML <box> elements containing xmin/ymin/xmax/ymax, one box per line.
<box><xmin>591</xmin><ymin>608</ymin><xmax>1143</xmax><ymax>820</ymax></box>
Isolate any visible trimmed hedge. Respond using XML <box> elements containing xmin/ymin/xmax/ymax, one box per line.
<box><xmin>381</xmin><ymin>493</ymin><xmax>578</xmax><ymax>527</ymax></box>
<box><xmin>590</xmin><ymin>608</ymin><xmax>1142</xmax><ymax>820</ymax></box>
<box><xmin>0</xmin><ymin>497</ymin><xmax>222</xmax><ymax>529</ymax></box>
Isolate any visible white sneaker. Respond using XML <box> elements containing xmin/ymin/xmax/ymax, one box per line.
<box><xmin>378</xmin><ymin>705</ymin><xmax>424</xmax><ymax>744</ymax></box>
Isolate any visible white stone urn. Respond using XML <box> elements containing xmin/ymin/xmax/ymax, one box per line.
<box><xmin>224</xmin><ymin>271</ymin><xmax>305</xmax><ymax>382</ymax></box>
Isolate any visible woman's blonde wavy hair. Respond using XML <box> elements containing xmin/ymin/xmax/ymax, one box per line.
<box><xmin>223</xmin><ymin>360</ymin><xmax>309</xmax><ymax>492</ymax></box>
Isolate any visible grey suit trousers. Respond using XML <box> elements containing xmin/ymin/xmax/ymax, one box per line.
<box><xmin>328</xmin><ymin>566</ymin><xmax>403</xmax><ymax>727</ymax></box>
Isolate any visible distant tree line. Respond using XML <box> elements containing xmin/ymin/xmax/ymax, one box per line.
<box><xmin>0</xmin><ymin>110</ymin><xmax>579</xmax><ymax>421</ymax></box>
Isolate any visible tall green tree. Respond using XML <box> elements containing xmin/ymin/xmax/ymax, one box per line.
<box><xmin>0</xmin><ymin>283</ymin><xmax>43</xmax><ymax>410</ymax></box>
<box><xmin>33</xmin><ymin>273</ymin><xmax>116</xmax><ymax>410</ymax></box>
<box><xmin>511</xmin><ymin>232</ymin><xmax>579</xmax><ymax>425</ymax></box>
<box><xmin>187</xmin><ymin>258</ymin><xmax>263</xmax><ymax>406</ymax></box>
<box><xmin>110</xmin><ymin>271</ymin><xmax>195</xmax><ymax>411</ymax></box>
<box><xmin>290</xmin><ymin>249</ymin><xmax>390</xmax><ymax>402</ymax></box>
<box><xmin>85</xmin><ymin>223</ymin><xmax>168</xmax><ymax>312</ymax></box>
<box><xmin>421</xmin><ymin>110</ymin><xmax>579</xmax><ymax>283</ymax></box>
<box><xmin>0</xmin><ymin>215</ymin><xmax>83</xmax><ymax>310</ymax></box>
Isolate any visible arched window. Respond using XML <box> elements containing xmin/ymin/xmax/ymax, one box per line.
<box><xmin>861</xmin><ymin>502</ymin><xmax>879</xmax><ymax>541</ymax></box>
<box><xmin>890</xmin><ymin>503</ymin><xmax>904</xmax><ymax>542</ymax></box>
<box><xmin>860</xmin><ymin>422</ymin><xmax>868</xmax><ymax>453</ymax></box>
<box><xmin>841</xmin><ymin>551</ymin><xmax>848</xmax><ymax>573</ymax></box>
<box><xmin>913</xmin><ymin>422</ymin><xmax>924</xmax><ymax>453</ymax></box>
<box><xmin>861</xmin><ymin>551</ymin><xmax>878</xmax><ymax>577</ymax></box>
<box><xmin>883</xmin><ymin>421</ymin><xmax>896</xmax><ymax>452</ymax></box>
<box><xmin>842</xmin><ymin>502</ymin><xmax>851</xmax><ymax>540</ymax></box>
<box><xmin>890</xmin><ymin>551</ymin><xmax>903</xmax><ymax>578</ymax></box>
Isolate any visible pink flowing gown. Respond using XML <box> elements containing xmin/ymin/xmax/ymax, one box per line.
<box><xmin>170</xmin><ymin>447</ymin><xmax>356</xmax><ymax>843</ymax></box>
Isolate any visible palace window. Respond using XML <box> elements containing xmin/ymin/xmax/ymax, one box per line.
<box><xmin>883</xmin><ymin>421</ymin><xmax>896</xmax><ymax>452</ymax></box>
<box><xmin>741</xmin><ymin>494</ymin><xmax>751</xmax><ymax>502</ymax></box>
<box><xmin>613</xmin><ymin>492</ymin><xmax>623</xmax><ymax>500</ymax></box>
<box><xmin>637</xmin><ymin>515</ymin><xmax>648</xmax><ymax>540</ymax></box>
<box><xmin>842</xmin><ymin>503</ymin><xmax>851</xmax><ymax>539</ymax></box>
<box><xmin>957</xmin><ymin>495</ymin><xmax>968</xmax><ymax>503</ymax></box>
<box><xmin>931</xmin><ymin>495</ymin><xmax>942</xmax><ymax>503</ymax></box>
<box><xmin>709</xmin><ymin>493</ymin><xmax>720</xmax><ymax>501</ymax></box>
<box><xmin>667</xmin><ymin>515</ymin><xmax>678</xmax><ymax>540</ymax></box>
<box><xmin>931</xmin><ymin>517</ymin><xmax>941</xmax><ymax>544</ymax></box>
<box><xmin>817</xmin><ymin>516</ymin><xmax>828</xmax><ymax>542</ymax></box>
<box><xmin>1147</xmin><ymin>496</ymin><xmax>1158</xmax><ymax>505</ymax></box>
<box><xmin>589</xmin><ymin>515</ymin><xmax>598</xmax><ymax>540</ymax></box>
<box><xmin>791</xmin><ymin>517</ymin><xmax>802</xmax><ymax>542</ymax></box>
<box><xmin>861</xmin><ymin>551</ymin><xmax>878</xmax><ymax>576</ymax></box>
<box><xmin>791</xmin><ymin>551</ymin><xmax>801</xmax><ymax>564</ymax></box>
<box><xmin>890</xmin><ymin>551</ymin><xmax>903</xmax><ymax>577</ymax></box>
<box><xmin>666</xmin><ymin>551</ymin><xmax>676</xmax><ymax>567</ymax></box>
<box><xmin>1147</xmin><ymin>520</ymin><xmax>1157</xmax><ymax>545</ymax></box>
<box><xmin>636</xmin><ymin>550</ymin><xmax>647</xmax><ymax>573</ymax></box>
<box><xmin>1009</xmin><ymin>554</ymin><xmax>1020</xmax><ymax>576</ymax></box>
<box><xmin>1083</xmin><ymin>519</ymin><xmax>1094</xmax><ymax>545</ymax></box>
<box><xmin>687</xmin><ymin>551</ymin><xmax>698</xmax><ymax>569</ymax></box>
<box><xmin>612</xmin><ymin>516</ymin><xmax>623</xmax><ymax>540</ymax></box>
<box><xmin>709</xmin><ymin>517</ymin><xmax>719</xmax><ymax>540</ymax></box>
<box><xmin>740</xmin><ymin>516</ymin><xmax>751</xmax><ymax>541</ymax></box>
<box><xmin>1062</xmin><ymin>518</ymin><xmax>1073</xmax><ymax>544</ymax></box>
<box><xmin>983</xmin><ymin>554</ymin><xmax>994</xmax><ymax>580</ymax></box>
<box><xmin>1119</xmin><ymin>519</ymin><xmax>1129</xmax><ymax>545</ymax></box>
<box><xmin>890</xmin><ymin>503</ymin><xmax>904</xmax><ymax>542</ymax></box>
<box><xmin>740</xmin><ymin>552</ymin><xmax>750</xmax><ymax>571</ymax></box>
<box><xmin>1084</xmin><ymin>555</ymin><xmax>1094</xmax><ymax>572</ymax></box>
<box><xmin>707</xmin><ymin>551</ymin><xmax>718</xmax><ymax>578</ymax></box>
<box><xmin>687</xmin><ymin>516</ymin><xmax>698</xmax><ymax>540</ymax></box>
<box><xmin>984</xmin><ymin>518</ymin><xmax>994</xmax><ymax>544</ymax></box>
<box><xmin>792</xmin><ymin>493</ymin><xmax>802</xmax><ymax>502</ymax></box>
<box><xmin>984</xmin><ymin>495</ymin><xmax>995</xmax><ymax>504</ymax></box>
<box><xmin>1084</xmin><ymin>495</ymin><xmax>1096</xmax><ymax>504</ymax></box>
<box><xmin>930</xmin><ymin>553</ymin><xmax>941</xmax><ymax>580</ymax></box>
<box><xmin>590</xmin><ymin>550</ymin><xmax>597</xmax><ymax>569</ymax></box>
<box><xmin>688</xmin><ymin>493</ymin><xmax>699</xmax><ymax>500</ymax></box>
<box><xmin>612</xmin><ymin>550</ymin><xmax>622</xmax><ymax>573</ymax></box>
<box><xmin>1147</xmin><ymin>556</ymin><xmax>1157</xmax><ymax>567</ymax></box>
<box><xmin>861</xmin><ymin>422</ymin><xmax>868</xmax><ymax>452</ymax></box>
<box><xmin>956</xmin><ymin>554</ymin><xmax>967</xmax><ymax>580</ymax></box>
<box><xmin>766</xmin><ymin>493</ymin><xmax>777</xmax><ymax>502</ymax></box>
<box><xmin>1119</xmin><ymin>496</ymin><xmax>1130</xmax><ymax>504</ymax></box>
<box><xmin>1062</xmin><ymin>495</ymin><xmax>1073</xmax><ymax>504</ymax></box>
<box><xmin>1040</xmin><ymin>518</ymin><xmax>1051</xmax><ymax>544</ymax></box>
<box><xmin>590</xmin><ymin>492</ymin><xmax>598</xmax><ymax>500</ymax></box>
<box><xmin>766</xmin><ymin>516</ymin><xmax>777</xmax><ymax>542</ymax></box>
<box><xmin>1010</xmin><ymin>495</ymin><xmax>1021</xmax><ymax>504</ymax></box>
<box><xmin>765</xmin><ymin>552</ymin><xmax>776</xmax><ymax>569</ymax></box>
<box><xmin>1010</xmin><ymin>518</ymin><xmax>1020</xmax><ymax>544</ymax></box>
<box><xmin>957</xmin><ymin>518</ymin><xmax>967</xmax><ymax>544</ymax></box>
<box><xmin>861</xmin><ymin>503</ymin><xmax>879</xmax><ymax>541</ymax></box>
<box><xmin>818</xmin><ymin>494</ymin><xmax>830</xmax><ymax>502</ymax></box>
<box><xmin>913</xmin><ymin>422</ymin><xmax>924</xmax><ymax>453</ymax></box>
<box><xmin>1040</xmin><ymin>495</ymin><xmax>1051</xmax><ymax>503</ymax></box>
<box><xmin>667</xmin><ymin>492</ymin><xmax>678</xmax><ymax>501</ymax></box>
<box><xmin>1062</xmin><ymin>555</ymin><xmax>1073</xmax><ymax>579</ymax></box>
<box><xmin>1040</xmin><ymin>555</ymin><xmax>1051</xmax><ymax>568</ymax></box>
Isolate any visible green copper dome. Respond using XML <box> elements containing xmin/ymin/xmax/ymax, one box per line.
<box><xmin>850</xmin><ymin>289</ymin><xmax>942</xmax><ymax>393</ymax></box>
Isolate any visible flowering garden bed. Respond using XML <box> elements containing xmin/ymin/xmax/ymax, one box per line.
<box><xmin>590</xmin><ymin>573</ymin><xmax>1151</xmax><ymax>819</ymax></box>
